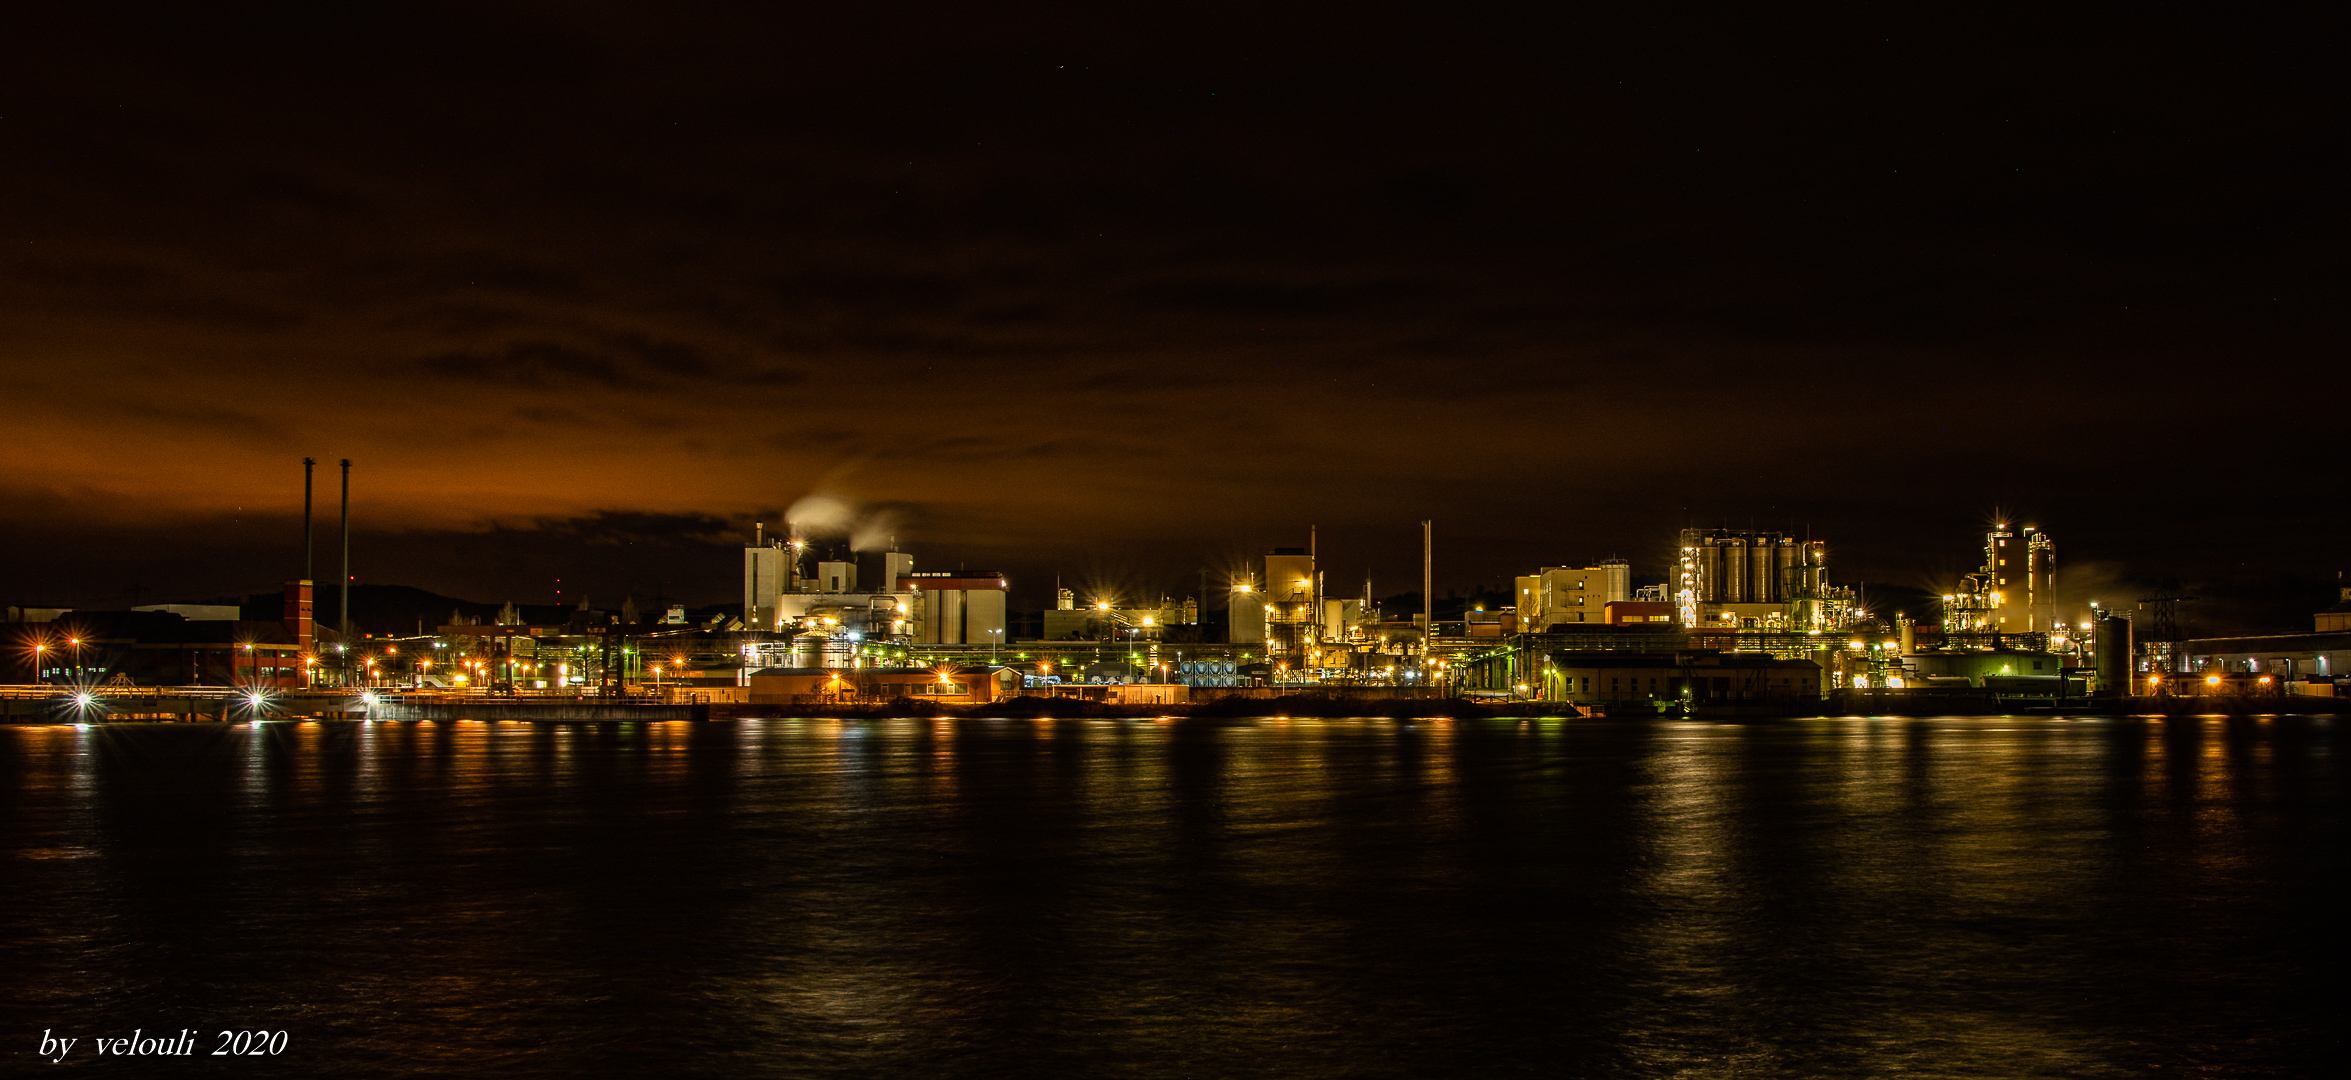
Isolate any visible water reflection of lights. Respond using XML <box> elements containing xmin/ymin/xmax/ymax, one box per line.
<box><xmin>238</xmin><ymin>688</ymin><xmax>275</xmax><ymax>722</ymax></box>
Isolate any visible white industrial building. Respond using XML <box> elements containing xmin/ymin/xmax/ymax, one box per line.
<box><xmin>897</xmin><ymin>572</ymin><xmax>1009</xmax><ymax>645</ymax></box>
<box><xmin>1515</xmin><ymin>560</ymin><xmax>1630</xmax><ymax>631</ymax></box>
<box><xmin>742</xmin><ymin>534</ymin><xmax>921</xmax><ymax>638</ymax></box>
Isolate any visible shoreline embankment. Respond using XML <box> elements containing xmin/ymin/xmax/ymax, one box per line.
<box><xmin>7</xmin><ymin>692</ymin><xmax>2343</xmax><ymax>724</ymax></box>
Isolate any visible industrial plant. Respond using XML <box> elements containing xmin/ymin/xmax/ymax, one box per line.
<box><xmin>5</xmin><ymin>463</ymin><xmax>2346</xmax><ymax>720</ymax></box>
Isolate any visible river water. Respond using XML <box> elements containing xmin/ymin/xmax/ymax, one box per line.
<box><xmin>3</xmin><ymin>716</ymin><xmax>2341</xmax><ymax>1077</ymax></box>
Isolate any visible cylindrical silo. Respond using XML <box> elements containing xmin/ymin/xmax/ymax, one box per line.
<box><xmin>788</xmin><ymin>632</ymin><xmax>827</xmax><ymax>669</ymax></box>
<box><xmin>934</xmin><ymin>589</ymin><xmax>965</xmax><ymax>644</ymax></box>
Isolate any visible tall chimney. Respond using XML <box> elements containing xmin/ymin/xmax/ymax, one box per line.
<box><xmin>339</xmin><ymin>459</ymin><xmax>352</xmax><ymax>639</ymax></box>
<box><xmin>1421</xmin><ymin>519</ymin><xmax>1433</xmax><ymax>646</ymax></box>
<box><xmin>303</xmin><ymin>457</ymin><xmax>315</xmax><ymax>581</ymax></box>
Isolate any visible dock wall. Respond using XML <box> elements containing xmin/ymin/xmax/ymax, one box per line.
<box><xmin>370</xmin><ymin>702</ymin><xmax>709</xmax><ymax>722</ymax></box>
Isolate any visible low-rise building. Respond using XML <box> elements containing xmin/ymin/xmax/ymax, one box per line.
<box><xmin>1541</xmin><ymin>650</ymin><xmax>1822</xmax><ymax>705</ymax></box>
<box><xmin>1604</xmin><ymin>601</ymin><xmax>1676</xmax><ymax>626</ymax></box>
<box><xmin>2315</xmin><ymin>586</ymin><xmax>2351</xmax><ymax>633</ymax></box>
<box><xmin>36</xmin><ymin>610</ymin><xmax>306</xmax><ymax>688</ymax></box>
<box><xmin>746</xmin><ymin>667</ymin><xmax>843</xmax><ymax>702</ymax></box>
<box><xmin>1463</xmin><ymin>609</ymin><xmax>1514</xmax><ymax>638</ymax></box>
<box><xmin>1898</xmin><ymin>649</ymin><xmax>2077</xmax><ymax>694</ymax></box>
<box><xmin>1693</xmin><ymin>601</ymin><xmax>1787</xmax><ymax>630</ymax></box>
<box><xmin>748</xmin><ymin>664</ymin><xmax>1021</xmax><ymax>705</ymax></box>
<box><xmin>2175</xmin><ymin>588</ymin><xmax>2351</xmax><ymax>689</ymax></box>
<box><xmin>1175</xmin><ymin>658</ymin><xmax>1242</xmax><ymax>686</ymax></box>
<box><xmin>2180</xmin><ymin>632</ymin><xmax>2349</xmax><ymax>685</ymax></box>
<box><xmin>1111</xmin><ymin>683</ymin><xmax>1188</xmax><ymax>705</ymax></box>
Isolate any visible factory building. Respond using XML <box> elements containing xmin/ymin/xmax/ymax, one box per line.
<box><xmin>1945</xmin><ymin>525</ymin><xmax>2058</xmax><ymax>634</ymax></box>
<box><xmin>1322</xmin><ymin>597</ymin><xmax>1371</xmax><ymax>642</ymax></box>
<box><xmin>5</xmin><ymin>606</ymin><xmax>74</xmax><ymax>623</ymax></box>
<box><xmin>741</xmin><ymin>525</ymin><xmax>793</xmax><ymax>633</ymax></box>
<box><xmin>2321</xmin><ymin>592</ymin><xmax>2351</xmax><ymax>633</ymax></box>
<box><xmin>2320</xmin><ymin>584</ymin><xmax>2351</xmax><ymax>633</ymax></box>
<box><xmin>1604</xmin><ymin>601</ymin><xmax>1675</xmax><ymax>626</ymax></box>
<box><xmin>1264</xmin><ymin>545</ymin><xmax>1318</xmax><ymax>660</ymax></box>
<box><xmin>1541</xmin><ymin>651</ymin><xmax>1822</xmax><ymax>706</ymax></box>
<box><xmin>1463</xmin><ymin>608</ymin><xmax>1513</xmax><ymax>638</ymax></box>
<box><xmin>1897</xmin><ymin>649</ymin><xmax>2077</xmax><ymax>694</ymax></box>
<box><xmin>1514</xmin><ymin>560</ymin><xmax>1629</xmax><ymax>631</ymax></box>
<box><xmin>743</xmin><ymin>526</ymin><xmax>923</xmax><ymax>638</ymax></box>
<box><xmin>748</xmin><ymin>663</ymin><xmax>1021</xmax><ymax>705</ymax></box>
<box><xmin>1229</xmin><ymin>579</ymin><xmax>1267</xmax><ymax>644</ymax></box>
<box><xmin>1041</xmin><ymin>602</ymin><xmax>1186</xmax><ymax>642</ymax></box>
<box><xmin>34</xmin><ymin>609</ymin><xmax>306</xmax><ymax>688</ymax></box>
<box><xmin>767</xmin><ymin>593</ymin><xmax>915</xmax><ymax>640</ymax></box>
<box><xmin>813</xmin><ymin>561</ymin><xmax>858</xmax><ymax>594</ymax></box>
<box><xmin>897</xmin><ymin>572</ymin><xmax>1009</xmax><ymax>645</ymax></box>
<box><xmin>2175</xmin><ymin>587</ymin><xmax>2351</xmax><ymax>694</ymax></box>
<box><xmin>1675</xmin><ymin>530</ymin><xmax>1845</xmax><ymax>630</ymax></box>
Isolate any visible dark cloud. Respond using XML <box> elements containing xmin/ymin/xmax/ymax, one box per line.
<box><xmin>0</xmin><ymin>1</ymin><xmax>2340</xmax><ymax>621</ymax></box>
<box><xmin>521</xmin><ymin>511</ymin><xmax>739</xmax><ymax>549</ymax></box>
<box><xmin>421</xmin><ymin>341</ymin><xmax>630</xmax><ymax>388</ymax></box>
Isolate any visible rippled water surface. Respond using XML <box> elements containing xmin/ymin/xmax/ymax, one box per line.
<box><xmin>3</xmin><ymin>716</ymin><xmax>2343</xmax><ymax>1077</ymax></box>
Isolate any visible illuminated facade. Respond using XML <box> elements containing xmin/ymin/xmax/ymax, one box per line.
<box><xmin>1945</xmin><ymin>526</ymin><xmax>2056</xmax><ymax>634</ymax></box>
<box><xmin>1675</xmin><ymin>531</ymin><xmax>1847</xmax><ymax>630</ymax></box>
<box><xmin>1264</xmin><ymin>546</ymin><xmax>1317</xmax><ymax>660</ymax></box>
<box><xmin>897</xmin><ymin>572</ymin><xmax>1010</xmax><ymax>645</ymax></box>
<box><xmin>1514</xmin><ymin>560</ymin><xmax>1630</xmax><ymax>631</ymax></box>
<box><xmin>742</xmin><ymin>539</ymin><xmax>788</xmax><ymax>632</ymax></box>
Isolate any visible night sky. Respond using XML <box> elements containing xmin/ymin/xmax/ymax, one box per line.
<box><xmin>3</xmin><ymin>3</ymin><xmax>2339</xmax><ymax>628</ymax></box>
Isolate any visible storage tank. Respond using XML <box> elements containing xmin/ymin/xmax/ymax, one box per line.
<box><xmin>787</xmin><ymin>632</ymin><xmax>828</xmax><ymax>669</ymax></box>
<box><xmin>1600</xmin><ymin>558</ymin><xmax>1631</xmax><ymax>604</ymax></box>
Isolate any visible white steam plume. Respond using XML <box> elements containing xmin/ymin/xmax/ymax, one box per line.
<box><xmin>852</xmin><ymin>509</ymin><xmax>903</xmax><ymax>552</ymax></box>
<box><xmin>785</xmin><ymin>494</ymin><xmax>855</xmax><ymax>539</ymax></box>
